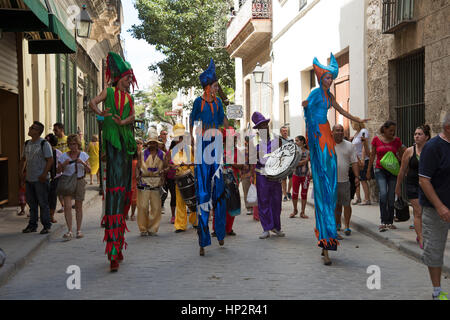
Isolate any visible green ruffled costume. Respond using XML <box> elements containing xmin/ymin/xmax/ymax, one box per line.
<box><xmin>102</xmin><ymin>52</ymin><xmax>137</xmax><ymax>262</ymax></box>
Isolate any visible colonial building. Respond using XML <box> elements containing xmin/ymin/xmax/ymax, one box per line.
<box><xmin>366</xmin><ymin>0</ymin><xmax>449</xmax><ymax>147</ymax></box>
<box><xmin>0</xmin><ymin>0</ymin><xmax>124</xmax><ymax>206</ymax></box>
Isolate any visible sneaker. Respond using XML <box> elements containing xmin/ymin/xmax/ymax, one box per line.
<box><xmin>140</xmin><ymin>232</ymin><xmax>148</xmax><ymax>237</ymax></box>
<box><xmin>379</xmin><ymin>224</ymin><xmax>387</xmax><ymax>232</ymax></box>
<box><xmin>270</xmin><ymin>229</ymin><xmax>285</xmax><ymax>237</ymax></box>
<box><xmin>22</xmin><ymin>226</ymin><xmax>37</xmax><ymax>233</ymax></box>
<box><xmin>283</xmin><ymin>196</ymin><xmax>288</xmax><ymax>202</ymax></box>
<box><xmin>39</xmin><ymin>228</ymin><xmax>50</xmax><ymax>235</ymax></box>
<box><xmin>259</xmin><ymin>231</ymin><xmax>270</xmax><ymax>239</ymax></box>
<box><xmin>433</xmin><ymin>292</ymin><xmax>448</xmax><ymax>300</ymax></box>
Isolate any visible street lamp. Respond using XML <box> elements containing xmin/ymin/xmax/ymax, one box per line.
<box><xmin>252</xmin><ymin>62</ymin><xmax>265</xmax><ymax>84</ymax></box>
<box><xmin>77</xmin><ymin>5</ymin><xmax>93</xmax><ymax>38</ymax></box>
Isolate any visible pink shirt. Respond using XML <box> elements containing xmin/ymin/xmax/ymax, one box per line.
<box><xmin>371</xmin><ymin>136</ymin><xmax>402</xmax><ymax>169</ymax></box>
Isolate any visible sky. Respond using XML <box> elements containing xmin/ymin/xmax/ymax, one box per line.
<box><xmin>121</xmin><ymin>0</ymin><xmax>165</xmax><ymax>90</ymax></box>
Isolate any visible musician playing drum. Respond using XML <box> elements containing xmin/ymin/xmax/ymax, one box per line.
<box><xmin>167</xmin><ymin>123</ymin><xmax>198</xmax><ymax>233</ymax></box>
<box><xmin>251</xmin><ymin>112</ymin><xmax>286</xmax><ymax>239</ymax></box>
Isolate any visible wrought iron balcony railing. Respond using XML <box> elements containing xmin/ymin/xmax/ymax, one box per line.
<box><xmin>382</xmin><ymin>0</ymin><xmax>415</xmax><ymax>34</ymax></box>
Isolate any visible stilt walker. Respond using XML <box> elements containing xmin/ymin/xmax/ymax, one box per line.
<box><xmin>89</xmin><ymin>52</ymin><xmax>138</xmax><ymax>272</ymax></box>
<box><xmin>189</xmin><ymin>59</ymin><xmax>229</xmax><ymax>256</ymax></box>
<box><xmin>302</xmin><ymin>53</ymin><xmax>368</xmax><ymax>265</ymax></box>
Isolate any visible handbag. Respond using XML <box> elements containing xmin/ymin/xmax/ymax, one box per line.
<box><xmin>394</xmin><ymin>197</ymin><xmax>410</xmax><ymax>222</ymax></box>
<box><xmin>246</xmin><ymin>184</ymin><xmax>258</xmax><ymax>207</ymax></box>
<box><xmin>56</xmin><ymin>153</ymin><xmax>79</xmax><ymax>196</ymax></box>
<box><xmin>380</xmin><ymin>151</ymin><xmax>400</xmax><ymax>176</ymax></box>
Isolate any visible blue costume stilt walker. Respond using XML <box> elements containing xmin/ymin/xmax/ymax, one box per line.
<box><xmin>190</xmin><ymin>59</ymin><xmax>227</xmax><ymax>256</ymax></box>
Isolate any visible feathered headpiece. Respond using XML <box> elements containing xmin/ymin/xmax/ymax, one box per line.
<box><xmin>313</xmin><ymin>53</ymin><xmax>339</xmax><ymax>85</ymax></box>
<box><xmin>105</xmin><ymin>52</ymin><xmax>138</xmax><ymax>91</ymax></box>
<box><xmin>199</xmin><ymin>58</ymin><xmax>218</xmax><ymax>88</ymax></box>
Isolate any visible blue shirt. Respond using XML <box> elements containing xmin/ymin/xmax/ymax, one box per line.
<box><xmin>189</xmin><ymin>96</ymin><xmax>225</xmax><ymax>130</ymax></box>
<box><xmin>419</xmin><ymin>135</ymin><xmax>450</xmax><ymax>209</ymax></box>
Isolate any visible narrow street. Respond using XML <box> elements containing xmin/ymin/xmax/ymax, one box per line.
<box><xmin>0</xmin><ymin>193</ymin><xmax>442</xmax><ymax>300</ymax></box>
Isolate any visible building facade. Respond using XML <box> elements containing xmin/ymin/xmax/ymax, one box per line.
<box><xmin>0</xmin><ymin>0</ymin><xmax>124</xmax><ymax>206</ymax></box>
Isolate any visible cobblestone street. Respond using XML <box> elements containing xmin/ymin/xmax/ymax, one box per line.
<box><xmin>0</xmin><ymin>193</ymin><xmax>447</xmax><ymax>300</ymax></box>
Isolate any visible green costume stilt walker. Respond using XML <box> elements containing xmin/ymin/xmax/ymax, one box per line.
<box><xmin>90</xmin><ymin>52</ymin><xmax>137</xmax><ymax>272</ymax></box>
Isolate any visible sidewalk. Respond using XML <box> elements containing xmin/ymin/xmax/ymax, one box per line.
<box><xmin>306</xmin><ymin>198</ymin><xmax>450</xmax><ymax>275</ymax></box>
<box><xmin>0</xmin><ymin>185</ymin><xmax>101</xmax><ymax>287</ymax></box>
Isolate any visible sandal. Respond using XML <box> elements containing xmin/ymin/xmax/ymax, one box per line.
<box><xmin>76</xmin><ymin>231</ymin><xmax>84</xmax><ymax>239</ymax></box>
<box><xmin>344</xmin><ymin>228</ymin><xmax>352</xmax><ymax>236</ymax></box>
<box><xmin>300</xmin><ymin>212</ymin><xmax>309</xmax><ymax>219</ymax></box>
<box><xmin>289</xmin><ymin>211</ymin><xmax>298</xmax><ymax>218</ymax></box>
<box><xmin>63</xmin><ymin>232</ymin><xmax>73</xmax><ymax>241</ymax></box>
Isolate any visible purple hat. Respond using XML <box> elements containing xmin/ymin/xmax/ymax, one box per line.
<box><xmin>252</xmin><ymin>111</ymin><xmax>270</xmax><ymax>129</ymax></box>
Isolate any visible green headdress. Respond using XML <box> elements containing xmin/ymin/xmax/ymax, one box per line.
<box><xmin>105</xmin><ymin>52</ymin><xmax>138</xmax><ymax>91</ymax></box>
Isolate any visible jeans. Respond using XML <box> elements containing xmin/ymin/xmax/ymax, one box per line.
<box><xmin>374</xmin><ymin>168</ymin><xmax>396</xmax><ymax>224</ymax></box>
<box><xmin>25</xmin><ymin>180</ymin><xmax>51</xmax><ymax>230</ymax></box>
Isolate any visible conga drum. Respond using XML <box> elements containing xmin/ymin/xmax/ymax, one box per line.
<box><xmin>223</xmin><ymin>168</ymin><xmax>241</xmax><ymax>216</ymax></box>
<box><xmin>264</xmin><ymin>142</ymin><xmax>301</xmax><ymax>181</ymax></box>
<box><xmin>175</xmin><ymin>170</ymin><xmax>197</xmax><ymax>213</ymax></box>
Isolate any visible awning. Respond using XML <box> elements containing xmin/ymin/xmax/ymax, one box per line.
<box><xmin>0</xmin><ymin>0</ymin><xmax>49</xmax><ymax>31</ymax></box>
<box><xmin>0</xmin><ymin>0</ymin><xmax>76</xmax><ymax>54</ymax></box>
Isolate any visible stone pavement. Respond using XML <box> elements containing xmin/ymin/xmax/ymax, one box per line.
<box><xmin>0</xmin><ymin>183</ymin><xmax>449</xmax><ymax>299</ymax></box>
<box><xmin>0</xmin><ymin>184</ymin><xmax>101</xmax><ymax>287</ymax></box>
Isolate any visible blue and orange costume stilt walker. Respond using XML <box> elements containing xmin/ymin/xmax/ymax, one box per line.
<box><xmin>90</xmin><ymin>52</ymin><xmax>137</xmax><ymax>272</ymax></box>
<box><xmin>303</xmin><ymin>53</ymin><xmax>368</xmax><ymax>265</ymax></box>
<box><xmin>189</xmin><ymin>59</ymin><xmax>228</xmax><ymax>256</ymax></box>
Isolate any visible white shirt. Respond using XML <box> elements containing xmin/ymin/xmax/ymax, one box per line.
<box><xmin>335</xmin><ymin>140</ymin><xmax>358</xmax><ymax>183</ymax></box>
<box><xmin>352</xmin><ymin>128</ymin><xmax>369</xmax><ymax>161</ymax></box>
<box><xmin>59</xmin><ymin>152</ymin><xmax>89</xmax><ymax>178</ymax></box>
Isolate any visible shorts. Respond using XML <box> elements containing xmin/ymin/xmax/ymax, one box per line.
<box><xmin>421</xmin><ymin>206</ymin><xmax>450</xmax><ymax>267</ymax></box>
<box><xmin>292</xmin><ymin>175</ymin><xmax>310</xmax><ymax>200</ymax></box>
<box><xmin>360</xmin><ymin>159</ymin><xmax>374</xmax><ymax>181</ymax></box>
<box><xmin>336</xmin><ymin>181</ymin><xmax>351</xmax><ymax>207</ymax></box>
<box><xmin>406</xmin><ymin>183</ymin><xmax>419</xmax><ymax>200</ymax></box>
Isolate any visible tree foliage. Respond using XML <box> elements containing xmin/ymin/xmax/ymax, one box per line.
<box><xmin>134</xmin><ymin>85</ymin><xmax>178</xmax><ymax>127</ymax></box>
<box><xmin>131</xmin><ymin>0</ymin><xmax>235</xmax><ymax>93</ymax></box>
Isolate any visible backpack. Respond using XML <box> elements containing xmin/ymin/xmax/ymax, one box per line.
<box><xmin>25</xmin><ymin>139</ymin><xmax>56</xmax><ymax>178</ymax></box>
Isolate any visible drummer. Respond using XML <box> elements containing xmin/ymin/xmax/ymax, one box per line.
<box><xmin>167</xmin><ymin>123</ymin><xmax>198</xmax><ymax>233</ymax></box>
<box><xmin>252</xmin><ymin>112</ymin><xmax>286</xmax><ymax>239</ymax></box>
<box><xmin>136</xmin><ymin>128</ymin><xmax>167</xmax><ymax>236</ymax></box>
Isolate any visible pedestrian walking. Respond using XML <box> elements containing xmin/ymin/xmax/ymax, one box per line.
<box><xmin>136</xmin><ymin>129</ymin><xmax>166</xmax><ymax>236</ymax></box>
<box><xmin>45</xmin><ymin>133</ymin><xmax>62</xmax><ymax>223</ymax></box>
<box><xmin>302</xmin><ymin>53</ymin><xmax>369</xmax><ymax>265</ymax></box>
<box><xmin>350</xmin><ymin>120</ymin><xmax>372</xmax><ymax>205</ymax></box>
<box><xmin>57</xmin><ymin>134</ymin><xmax>90</xmax><ymax>240</ymax></box>
<box><xmin>20</xmin><ymin>121</ymin><xmax>53</xmax><ymax>234</ymax></box>
<box><xmin>252</xmin><ymin>112</ymin><xmax>285</xmax><ymax>240</ymax></box>
<box><xmin>89</xmin><ymin>51</ymin><xmax>138</xmax><ymax>272</ymax></box>
<box><xmin>333</xmin><ymin>125</ymin><xmax>359</xmax><ymax>237</ymax></box>
<box><xmin>165</xmin><ymin>139</ymin><xmax>178</xmax><ymax>224</ymax></box>
<box><xmin>280</xmin><ymin>125</ymin><xmax>294</xmax><ymax>202</ymax></box>
<box><xmin>395</xmin><ymin>124</ymin><xmax>431</xmax><ymax>249</ymax></box>
<box><xmin>418</xmin><ymin>112</ymin><xmax>450</xmax><ymax>300</ymax></box>
<box><xmin>87</xmin><ymin>134</ymin><xmax>100</xmax><ymax>185</ymax></box>
<box><xmin>367</xmin><ymin>120</ymin><xmax>406</xmax><ymax>232</ymax></box>
<box><xmin>289</xmin><ymin>135</ymin><xmax>310</xmax><ymax>219</ymax></box>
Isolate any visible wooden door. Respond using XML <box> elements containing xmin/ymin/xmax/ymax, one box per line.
<box><xmin>333</xmin><ymin>53</ymin><xmax>350</xmax><ymax>138</ymax></box>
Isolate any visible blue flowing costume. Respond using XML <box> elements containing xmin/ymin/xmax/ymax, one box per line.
<box><xmin>304</xmin><ymin>53</ymin><xmax>340</xmax><ymax>251</ymax></box>
<box><xmin>190</xmin><ymin>59</ymin><xmax>226</xmax><ymax>248</ymax></box>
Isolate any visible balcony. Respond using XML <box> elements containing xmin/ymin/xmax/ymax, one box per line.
<box><xmin>382</xmin><ymin>0</ymin><xmax>415</xmax><ymax>34</ymax></box>
<box><xmin>226</xmin><ymin>0</ymin><xmax>272</xmax><ymax>59</ymax></box>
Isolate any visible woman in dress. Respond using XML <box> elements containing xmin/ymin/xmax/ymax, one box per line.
<box><xmin>89</xmin><ymin>52</ymin><xmax>137</xmax><ymax>272</ymax></box>
<box><xmin>302</xmin><ymin>53</ymin><xmax>369</xmax><ymax>265</ymax></box>
<box><xmin>87</xmin><ymin>135</ymin><xmax>99</xmax><ymax>185</ymax></box>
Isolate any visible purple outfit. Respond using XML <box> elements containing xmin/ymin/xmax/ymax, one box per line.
<box><xmin>255</xmin><ymin>137</ymin><xmax>282</xmax><ymax>232</ymax></box>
